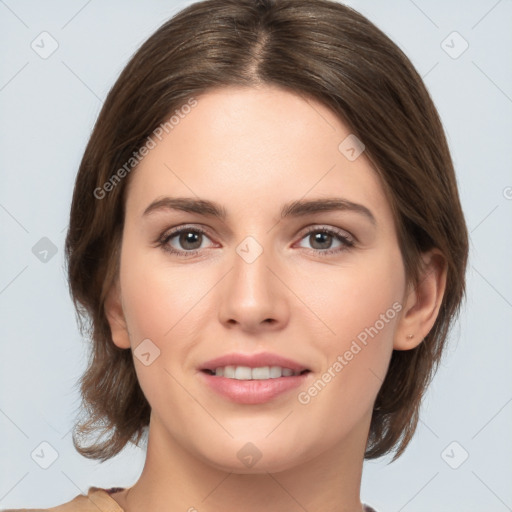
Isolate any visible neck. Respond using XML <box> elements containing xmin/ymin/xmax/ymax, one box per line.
<box><xmin>115</xmin><ymin>411</ymin><xmax>370</xmax><ymax>512</ymax></box>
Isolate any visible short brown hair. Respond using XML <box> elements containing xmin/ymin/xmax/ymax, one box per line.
<box><xmin>65</xmin><ymin>0</ymin><xmax>469</xmax><ymax>462</ymax></box>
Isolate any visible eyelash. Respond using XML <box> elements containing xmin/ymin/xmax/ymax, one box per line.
<box><xmin>157</xmin><ymin>225</ymin><xmax>355</xmax><ymax>258</ymax></box>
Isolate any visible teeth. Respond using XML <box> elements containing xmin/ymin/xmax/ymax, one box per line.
<box><xmin>235</xmin><ymin>366</ymin><xmax>252</xmax><ymax>380</ymax></box>
<box><xmin>213</xmin><ymin>365</ymin><xmax>302</xmax><ymax>380</ymax></box>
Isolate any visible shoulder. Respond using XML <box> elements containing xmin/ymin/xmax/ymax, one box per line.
<box><xmin>0</xmin><ymin>487</ymin><xmax>124</xmax><ymax>512</ymax></box>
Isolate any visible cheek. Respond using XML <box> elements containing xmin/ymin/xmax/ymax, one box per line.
<box><xmin>117</xmin><ymin>244</ymin><xmax>200</xmax><ymax>406</ymax></box>
<box><xmin>299</xmin><ymin>248</ymin><xmax>405</xmax><ymax>345</ymax></box>
<box><xmin>299</xmin><ymin>248</ymin><xmax>405</xmax><ymax>400</ymax></box>
<box><xmin>119</xmin><ymin>239</ymin><xmax>203</xmax><ymax>343</ymax></box>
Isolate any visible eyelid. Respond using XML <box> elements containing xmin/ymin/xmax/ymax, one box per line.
<box><xmin>159</xmin><ymin>224</ymin><xmax>211</xmax><ymax>241</ymax></box>
<box><xmin>157</xmin><ymin>223</ymin><xmax>356</xmax><ymax>257</ymax></box>
<box><xmin>158</xmin><ymin>223</ymin><xmax>355</xmax><ymax>242</ymax></box>
<box><xmin>157</xmin><ymin>224</ymin><xmax>216</xmax><ymax>248</ymax></box>
<box><xmin>296</xmin><ymin>224</ymin><xmax>355</xmax><ymax>243</ymax></box>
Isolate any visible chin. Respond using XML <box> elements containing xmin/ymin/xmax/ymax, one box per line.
<box><xmin>197</xmin><ymin>439</ymin><xmax>311</xmax><ymax>474</ymax></box>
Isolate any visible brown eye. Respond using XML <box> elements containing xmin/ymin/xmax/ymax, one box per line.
<box><xmin>159</xmin><ymin>226</ymin><xmax>214</xmax><ymax>257</ymax></box>
<box><xmin>297</xmin><ymin>227</ymin><xmax>354</xmax><ymax>256</ymax></box>
<box><xmin>174</xmin><ymin>230</ymin><xmax>203</xmax><ymax>250</ymax></box>
<box><xmin>309</xmin><ymin>231</ymin><xmax>335</xmax><ymax>250</ymax></box>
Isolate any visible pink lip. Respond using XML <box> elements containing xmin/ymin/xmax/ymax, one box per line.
<box><xmin>199</xmin><ymin>371</ymin><xmax>310</xmax><ymax>404</ymax></box>
<box><xmin>198</xmin><ymin>352</ymin><xmax>311</xmax><ymax>405</ymax></box>
<box><xmin>199</xmin><ymin>352</ymin><xmax>309</xmax><ymax>373</ymax></box>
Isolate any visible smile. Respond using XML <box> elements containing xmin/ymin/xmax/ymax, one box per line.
<box><xmin>202</xmin><ymin>365</ymin><xmax>310</xmax><ymax>379</ymax></box>
<box><xmin>199</xmin><ymin>369</ymin><xmax>311</xmax><ymax>404</ymax></box>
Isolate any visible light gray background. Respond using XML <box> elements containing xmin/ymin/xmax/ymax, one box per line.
<box><xmin>0</xmin><ymin>0</ymin><xmax>511</xmax><ymax>510</ymax></box>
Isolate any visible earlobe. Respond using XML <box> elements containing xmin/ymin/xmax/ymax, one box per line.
<box><xmin>394</xmin><ymin>249</ymin><xmax>447</xmax><ymax>351</ymax></box>
<box><xmin>104</xmin><ymin>281</ymin><xmax>131</xmax><ymax>349</ymax></box>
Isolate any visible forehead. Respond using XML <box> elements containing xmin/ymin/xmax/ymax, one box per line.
<box><xmin>124</xmin><ymin>85</ymin><xmax>392</xmax><ymax>226</ymax></box>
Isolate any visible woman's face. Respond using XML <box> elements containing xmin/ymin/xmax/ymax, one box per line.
<box><xmin>109</xmin><ymin>85</ymin><xmax>409</xmax><ymax>472</ymax></box>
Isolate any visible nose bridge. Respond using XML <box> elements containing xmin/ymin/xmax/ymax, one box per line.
<box><xmin>232</xmin><ymin>234</ymin><xmax>275</xmax><ymax>303</ymax></box>
<box><xmin>218</xmin><ymin>233</ymin><xmax>288</xmax><ymax>328</ymax></box>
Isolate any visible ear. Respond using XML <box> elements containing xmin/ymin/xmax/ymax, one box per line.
<box><xmin>394</xmin><ymin>248</ymin><xmax>447</xmax><ymax>350</ymax></box>
<box><xmin>104</xmin><ymin>280</ymin><xmax>131</xmax><ymax>349</ymax></box>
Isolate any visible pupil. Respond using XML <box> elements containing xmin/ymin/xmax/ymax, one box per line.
<box><xmin>181</xmin><ymin>232</ymin><xmax>201</xmax><ymax>250</ymax></box>
<box><xmin>311</xmin><ymin>232</ymin><xmax>331</xmax><ymax>249</ymax></box>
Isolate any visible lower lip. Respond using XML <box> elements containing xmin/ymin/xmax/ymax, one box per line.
<box><xmin>199</xmin><ymin>371</ymin><xmax>310</xmax><ymax>404</ymax></box>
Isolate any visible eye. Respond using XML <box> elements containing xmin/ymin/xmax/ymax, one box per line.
<box><xmin>158</xmin><ymin>226</ymin><xmax>214</xmax><ymax>257</ymax></box>
<box><xmin>296</xmin><ymin>226</ymin><xmax>354</xmax><ymax>256</ymax></box>
<box><xmin>157</xmin><ymin>225</ymin><xmax>355</xmax><ymax>258</ymax></box>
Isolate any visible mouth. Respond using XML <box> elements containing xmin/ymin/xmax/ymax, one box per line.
<box><xmin>201</xmin><ymin>366</ymin><xmax>311</xmax><ymax>380</ymax></box>
<box><xmin>199</xmin><ymin>368</ymin><xmax>311</xmax><ymax>405</ymax></box>
<box><xmin>199</xmin><ymin>352</ymin><xmax>311</xmax><ymax>379</ymax></box>
<box><xmin>198</xmin><ymin>352</ymin><xmax>312</xmax><ymax>404</ymax></box>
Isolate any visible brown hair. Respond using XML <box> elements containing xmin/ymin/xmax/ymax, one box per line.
<box><xmin>65</xmin><ymin>0</ymin><xmax>468</xmax><ymax>462</ymax></box>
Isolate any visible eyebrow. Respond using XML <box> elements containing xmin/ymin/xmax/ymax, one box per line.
<box><xmin>143</xmin><ymin>196</ymin><xmax>376</xmax><ymax>225</ymax></box>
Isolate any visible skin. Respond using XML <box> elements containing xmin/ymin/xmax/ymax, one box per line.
<box><xmin>104</xmin><ymin>85</ymin><xmax>447</xmax><ymax>512</ymax></box>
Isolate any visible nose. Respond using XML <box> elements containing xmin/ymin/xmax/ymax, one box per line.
<box><xmin>218</xmin><ymin>238</ymin><xmax>290</xmax><ymax>333</ymax></box>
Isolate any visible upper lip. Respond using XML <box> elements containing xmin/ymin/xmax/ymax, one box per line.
<box><xmin>200</xmin><ymin>352</ymin><xmax>310</xmax><ymax>373</ymax></box>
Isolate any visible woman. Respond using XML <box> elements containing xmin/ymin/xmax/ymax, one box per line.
<box><xmin>3</xmin><ymin>0</ymin><xmax>468</xmax><ymax>510</ymax></box>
